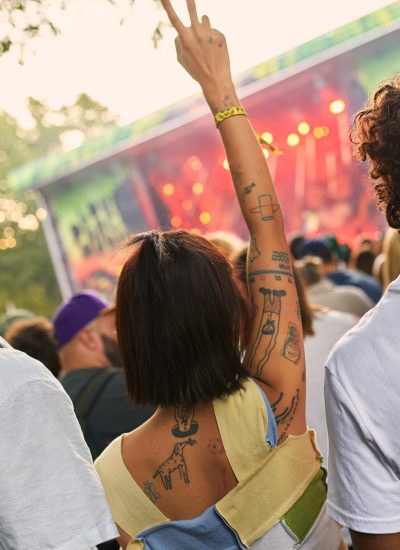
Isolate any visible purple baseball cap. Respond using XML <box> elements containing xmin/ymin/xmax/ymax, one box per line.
<box><xmin>53</xmin><ymin>290</ymin><xmax>111</xmax><ymax>349</ymax></box>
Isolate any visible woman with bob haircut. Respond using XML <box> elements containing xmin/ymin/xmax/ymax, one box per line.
<box><xmin>95</xmin><ymin>1</ymin><xmax>344</xmax><ymax>548</ymax></box>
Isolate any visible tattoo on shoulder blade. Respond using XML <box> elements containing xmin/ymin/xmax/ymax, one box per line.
<box><xmin>153</xmin><ymin>439</ymin><xmax>197</xmax><ymax>491</ymax></box>
<box><xmin>207</xmin><ymin>437</ymin><xmax>225</xmax><ymax>455</ymax></box>
<box><xmin>172</xmin><ymin>405</ymin><xmax>198</xmax><ymax>438</ymax></box>
<box><xmin>281</xmin><ymin>323</ymin><xmax>301</xmax><ymax>364</ymax></box>
<box><xmin>143</xmin><ymin>480</ymin><xmax>161</xmax><ymax>503</ymax></box>
<box><xmin>246</xmin><ymin>288</ymin><xmax>286</xmax><ymax>377</ymax></box>
<box><xmin>250</xmin><ymin>194</ymin><xmax>280</xmax><ymax>222</ymax></box>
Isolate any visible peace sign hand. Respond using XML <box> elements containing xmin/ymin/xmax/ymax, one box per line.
<box><xmin>161</xmin><ymin>0</ymin><xmax>233</xmax><ymax>94</ymax></box>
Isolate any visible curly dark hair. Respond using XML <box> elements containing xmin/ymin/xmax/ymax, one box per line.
<box><xmin>351</xmin><ymin>76</ymin><xmax>400</xmax><ymax>228</ymax></box>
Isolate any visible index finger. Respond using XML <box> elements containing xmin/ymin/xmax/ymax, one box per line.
<box><xmin>161</xmin><ymin>0</ymin><xmax>186</xmax><ymax>34</ymax></box>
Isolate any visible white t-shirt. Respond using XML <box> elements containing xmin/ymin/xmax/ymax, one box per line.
<box><xmin>0</xmin><ymin>343</ymin><xmax>118</xmax><ymax>549</ymax></box>
<box><xmin>305</xmin><ymin>310</ymin><xmax>358</xmax><ymax>462</ymax></box>
<box><xmin>325</xmin><ymin>277</ymin><xmax>400</xmax><ymax>534</ymax></box>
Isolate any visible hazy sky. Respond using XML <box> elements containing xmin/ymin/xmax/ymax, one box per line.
<box><xmin>0</xmin><ymin>0</ymin><xmax>395</xmax><ymax>127</ymax></box>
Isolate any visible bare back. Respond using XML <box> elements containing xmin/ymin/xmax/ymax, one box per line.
<box><xmin>121</xmin><ymin>400</ymin><xmax>238</xmax><ymax>520</ymax></box>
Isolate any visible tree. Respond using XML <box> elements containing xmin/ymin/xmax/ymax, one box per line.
<box><xmin>0</xmin><ymin>94</ymin><xmax>119</xmax><ymax>318</ymax></box>
<box><xmin>0</xmin><ymin>0</ymin><xmax>164</xmax><ymax>59</ymax></box>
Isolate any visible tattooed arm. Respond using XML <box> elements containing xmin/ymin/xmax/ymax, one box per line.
<box><xmin>161</xmin><ymin>0</ymin><xmax>306</xmax><ymax>441</ymax></box>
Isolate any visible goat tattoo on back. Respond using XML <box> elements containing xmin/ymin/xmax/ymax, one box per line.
<box><xmin>153</xmin><ymin>438</ymin><xmax>197</xmax><ymax>490</ymax></box>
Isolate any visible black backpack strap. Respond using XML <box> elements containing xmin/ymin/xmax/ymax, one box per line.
<box><xmin>73</xmin><ymin>367</ymin><xmax>117</xmax><ymax>455</ymax></box>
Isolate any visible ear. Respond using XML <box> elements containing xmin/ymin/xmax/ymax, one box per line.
<box><xmin>77</xmin><ymin>327</ymin><xmax>101</xmax><ymax>352</ymax></box>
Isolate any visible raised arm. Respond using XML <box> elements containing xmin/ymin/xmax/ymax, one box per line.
<box><xmin>161</xmin><ymin>0</ymin><xmax>306</xmax><ymax>442</ymax></box>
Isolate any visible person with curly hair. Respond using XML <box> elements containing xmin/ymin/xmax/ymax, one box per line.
<box><xmin>325</xmin><ymin>76</ymin><xmax>400</xmax><ymax>550</ymax></box>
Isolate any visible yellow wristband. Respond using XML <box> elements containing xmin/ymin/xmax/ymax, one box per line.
<box><xmin>215</xmin><ymin>105</ymin><xmax>247</xmax><ymax>127</ymax></box>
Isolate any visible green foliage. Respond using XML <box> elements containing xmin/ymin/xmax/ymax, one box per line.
<box><xmin>0</xmin><ymin>94</ymin><xmax>119</xmax><ymax>318</ymax></box>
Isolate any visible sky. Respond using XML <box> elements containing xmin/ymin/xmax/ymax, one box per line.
<box><xmin>0</xmin><ymin>0</ymin><xmax>395</xmax><ymax>129</ymax></box>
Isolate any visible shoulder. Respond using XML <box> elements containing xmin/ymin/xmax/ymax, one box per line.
<box><xmin>326</xmin><ymin>279</ymin><xmax>400</xmax><ymax>380</ymax></box>
<box><xmin>0</xmin><ymin>347</ymin><xmax>65</xmax><ymax>406</ymax></box>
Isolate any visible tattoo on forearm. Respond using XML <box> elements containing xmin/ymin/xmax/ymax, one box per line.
<box><xmin>249</xmin><ymin>269</ymin><xmax>293</xmax><ymax>284</ymax></box>
<box><xmin>153</xmin><ymin>439</ymin><xmax>196</xmax><ymax>491</ymax></box>
<box><xmin>211</xmin><ymin>94</ymin><xmax>234</xmax><ymax>114</ymax></box>
<box><xmin>271</xmin><ymin>251</ymin><xmax>290</xmax><ymax>270</ymax></box>
<box><xmin>242</xmin><ymin>182</ymin><xmax>256</xmax><ymax>197</ymax></box>
<box><xmin>172</xmin><ymin>405</ymin><xmax>198</xmax><ymax>438</ymax></box>
<box><xmin>277</xmin><ymin>389</ymin><xmax>300</xmax><ymax>444</ymax></box>
<box><xmin>143</xmin><ymin>480</ymin><xmax>161</xmax><ymax>503</ymax></box>
<box><xmin>250</xmin><ymin>194</ymin><xmax>280</xmax><ymax>222</ymax></box>
<box><xmin>246</xmin><ymin>288</ymin><xmax>286</xmax><ymax>377</ymax></box>
<box><xmin>281</xmin><ymin>323</ymin><xmax>301</xmax><ymax>364</ymax></box>
<box><xmin>229</xmin><ymin>163</ymin><xmax>242</xmax><ymax>187</ymax></box>
<box><xmin>249</xmin><ymin>235</ymin><xmax>261</xmax><ymax>262</ymax></box>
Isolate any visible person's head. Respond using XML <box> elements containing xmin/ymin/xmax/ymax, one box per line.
<box><xmin>354</xmin><ymin>250</ymin><xmax>376</xmax><ymax>276</ymax></box>
<box><xmin>289</xmin><ymin>234</ymin><xmax>306</xmax><ymax>260</ymax></box>
<box><xmin>205</xmin><ymin>231</ymin><xmax>246</xmax><ymax>261</ymax></box>
<box><xmin>4</xmin><ymin>317</ymin><xmax>61</xmax><ymax>377</ymax></box>
<box><xmin>53</xmin><ymin>290</ymin><xmax>121</xmax><ymax>372</ymax></box>
<box><xmin>299</xmin><ymin>239</ymin><xmax>336</xmax><ymax>273</ymax></box>
<box><xmin>296</xmin><ymin>256</ymin><xmax>324</xmax><ymax>287</ymax></box>
<box><xmin>351</xmin><ymin>76</ymin><xmax>400</xmax><ymax>229</ymax></box>
<box><xmin>117</xmin><ymin>230</ymin><xmax>248</xmax><ymax>407</ymax></box>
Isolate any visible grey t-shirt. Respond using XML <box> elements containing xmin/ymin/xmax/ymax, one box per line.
<box><xmin>61</xmin><ymin>367</ymin><xmax>154</xmax><ymax>459</ymax></box>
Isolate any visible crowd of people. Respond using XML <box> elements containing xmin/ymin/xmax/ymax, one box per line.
<box><xmin>1</xmin><ymin>0</ymin><xmax>400</xmax><ymax>548</ymax></box>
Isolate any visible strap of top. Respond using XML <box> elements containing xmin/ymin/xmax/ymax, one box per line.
<box><xmin>213</xmin><ymin>378</ymin><xmax>273</xmax><ymax>483</ymax></box>
<box><xmin>95</xmin><ymin>436</ymin><xmax>168</xmax><ymax>538</ymax></box>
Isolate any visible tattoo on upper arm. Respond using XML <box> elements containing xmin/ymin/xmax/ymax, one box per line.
<box><xmin>250</xmin><ymin>194</ymin><xmax>280</xmax><ymax>222</ymax></box>
<box><xmin>271</xmin><ymin>392</ymin><xmax>284</xmax><ymax>412</ymax></box>
<box><xmin>296</xmin><ymin>302</ymin><xmax>301</xmax><ymax>321</ymax></box>
<box><xmin>143</xmin><ymin>480</ymin><xmax>161</xmax><ymax>503</ymax></box>
<box><xmin>153</xmin><ymin>439</ymin><xmax>197</xmax><ymax>490</ymax></box>
<box><xmin>281</xmin><ymin>323</ymin><xmax>301</xmax><ymax>364</ymax></box>
<box><xmin>246</xmin><ymin>288</ymin><xmax>286</xmax><ymax>378</ymax></box>
<box><xmin>277</xmin><ymin>389</ymin><xmax>300</xmax><ymax>444</ymax></box>
<box><xmin>172</xmin><ymin>405</ymin><xmax>198</xmax><ymax>437</ymax></box>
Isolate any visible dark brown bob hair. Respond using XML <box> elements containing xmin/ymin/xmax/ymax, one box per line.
<box><xmin>116</xmin><ymin>230</ymin><xmax>249</xmax><ymax>407</ymax></box>
<box><xmin>351</xmin><ymin>76</ymin><xmax>400</xmax><ymax>228</ymax></box>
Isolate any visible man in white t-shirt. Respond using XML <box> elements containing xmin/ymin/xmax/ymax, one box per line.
<box><xmin>0</xmin><ymin>336</ymin><xmax>118</xmax><ymax>549</ymax></box>
<box><xmin>325</xmin><ymin>75</ymin><xmax>400</xmax><ymax>549</ymax></box>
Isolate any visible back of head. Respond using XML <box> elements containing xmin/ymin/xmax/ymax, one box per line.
<box><xmin>354</xmin><ymin>250</ymin><xmax>376</xmax><ymax>276</ymax></box>
<box><xmin>351</xmin><ymin>76</ymin><xmax>400</xmax><ymax>228</ymax></box>
<box><xmin>117</xmin><ymin>230</ymin><xmax>248</xmax><ymax>407</ymax></box>
<box><xmin>205</xmin><ymin>231</ymin><xmax>245</xmax><ymax>261</ymax></box>
<box><xmin>4</xmin><ymin>317</ymin><xmax>61</xmax><ymax>377</ymax></box>
<box><xmin>297</xmin><ymin>256</ymin><xmax>324</xmax><ymax>287</ymax></box>
<box><xmin>299</xmin><ymin>239</ymin><xmax>333</xmax><ymax>264</ymax></box>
